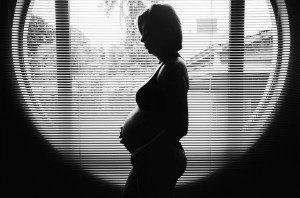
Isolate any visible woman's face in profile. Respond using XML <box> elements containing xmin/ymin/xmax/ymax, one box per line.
<box><xmin>140</xmin><ymin>22</ymin><xmax>165</xmax><ymax>57</ymax></box>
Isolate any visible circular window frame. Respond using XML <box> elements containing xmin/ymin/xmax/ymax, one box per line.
<box><xmin>11</xmin><ymin>0</ymin><xmax>291</xmax><ymax>187</ymax></box>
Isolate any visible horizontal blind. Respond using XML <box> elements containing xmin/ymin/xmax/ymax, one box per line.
<box><xmin>12</xmin><ymin>0</ymin><xmax>290</xmax><ymax>187</ymax></box>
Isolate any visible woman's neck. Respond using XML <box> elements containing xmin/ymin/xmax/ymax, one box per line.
<box><xmin>157</xmin><ymin>51</ymin><xmax>180</xmax><ymax>64</ymax></box>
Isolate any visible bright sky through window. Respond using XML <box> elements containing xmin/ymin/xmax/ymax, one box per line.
<box><xmin>31</xmin><ymin>0</ymin><xmax>272</xmax><ymax>51</ymax></box>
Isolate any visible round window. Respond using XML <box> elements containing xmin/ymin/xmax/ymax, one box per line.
<box><xmin>12</xmin><ymin>0</ymin><xmax>289</xmax><ymax>187</ymax></box>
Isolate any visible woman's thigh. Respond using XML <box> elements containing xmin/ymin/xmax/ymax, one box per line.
<box><xmin>137</xmin><ymin>168</ymin><xmax>178</xmax><ymax>198</ymax></box>
<box><xmin>122</xmin><ymin>169</ymin><xmax>139</xmax><ymax>198</ymax></box>
<box><xmin>122</xmin><ymin>168</ymin><xmax>177</xmax><ymax>198</ymax></box>
<box><xmin>138</xmin><ymin>146</ymin><xmax>187</xmax><ymax>198</ymax></box>
<box><xmin>123</xmin><ymin>146</ymin><xmax>187</xmax><ymax>198</ymax></box>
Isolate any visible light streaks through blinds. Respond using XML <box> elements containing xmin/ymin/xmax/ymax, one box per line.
<box><xmin>12</xmin><ymin>0</ymin><xmax>290</xmax><ymax>187</ymax></box>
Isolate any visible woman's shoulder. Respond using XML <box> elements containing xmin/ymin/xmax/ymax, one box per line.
<box><xmin>157</xmin><ymin>56</ymin><xmax>189</xmax><ymax>90</ymax></box>
<box><xmin>158</xmin><ymin>56</ymin><xmax>188</xmax><ymax>80</ymax></box>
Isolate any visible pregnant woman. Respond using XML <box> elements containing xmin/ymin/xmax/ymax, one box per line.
<box><xmin>119</xmin><ymin>4</ymin><xmax>189</xmax><ymax>198</ymax></box>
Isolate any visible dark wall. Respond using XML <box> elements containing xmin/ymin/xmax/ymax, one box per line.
<box><xmin>1</xmin><ymin>0</ymin><xmax>299</xmax><ymax>198</ymax></box>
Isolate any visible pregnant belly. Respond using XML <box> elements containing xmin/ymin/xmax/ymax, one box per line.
<box><xmin>121</xmin><ymin>106</ymin><xmax>165</xmax><ymax>153</ymax></box>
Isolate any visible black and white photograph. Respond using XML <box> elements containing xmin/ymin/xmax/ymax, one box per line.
<box><xmin>1</xmin><ymin>0</ymin><xmax>299</xmax><ymax>197</ymax></box>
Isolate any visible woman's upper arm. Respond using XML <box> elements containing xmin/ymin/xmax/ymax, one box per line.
<box><xmin>158</xmin><ymin>60</ymin><xmax>189</xmax><ymax>94</ymax></box>
<box><xmin>157</xmin><ymin>59</ymin><xmax>189</xmax><ymax>137</ymax></box>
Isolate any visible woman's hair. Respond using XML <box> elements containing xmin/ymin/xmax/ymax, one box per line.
<box><xmin>138</xmin><ymin>4</ymin><xmax>182</xmax><ymax>53</ymax></box>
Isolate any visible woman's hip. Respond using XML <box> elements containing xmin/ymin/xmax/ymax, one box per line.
<box><xmin>141</xmin><ymin>145</ymin><xmax>187</xmax><ymax>179</ymax></box>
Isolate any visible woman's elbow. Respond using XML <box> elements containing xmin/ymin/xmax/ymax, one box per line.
<box><xmin>174</xmin><ymin>120</ymin><xmax>188</xmax><ymax>138</ymax></box>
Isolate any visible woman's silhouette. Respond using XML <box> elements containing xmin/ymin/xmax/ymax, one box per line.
<box><xmin>119</xmin><ymin>4</ymin><xmax>189</xmax><ymax>198</ymax></box>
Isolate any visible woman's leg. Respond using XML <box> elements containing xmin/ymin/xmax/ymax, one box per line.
<box><xmin>137</xmin><ymin>169</ymin><xmax>177</xmax><ymax>198</ymax></box>
<box><xmin>122</xmin><ymin>168</ymin><xmax>139</xmax><ymax>198</ymax></box>
<box><xmin>136</xmin><ymin>146</ymin><xmax>187</xmax><ymax>198</ymax></box>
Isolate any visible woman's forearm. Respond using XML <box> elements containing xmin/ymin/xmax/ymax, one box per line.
<box><xmin>132</xmin><ymin>121</ymin><xmax>186</xmax><ymax>157</ymax></box>
<box><xmin>132</xmin><ymin>128</ymin><xmax>166</xmax><ymax>156</ymax></box>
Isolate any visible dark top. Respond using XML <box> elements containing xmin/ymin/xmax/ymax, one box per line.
<box><xmin>136</xmin><ymin>52</ymin><xmax>181</xmax><ymax>111</ymax></box>
<box><xmin>136</xmin><ymin>64</ymin><xmax>165</xmax><ymax>112</ymax></box>
<box><xmin>135</xmin><ymin>52</ymin><xmax>184</xmax><ymax>149</ymax></box>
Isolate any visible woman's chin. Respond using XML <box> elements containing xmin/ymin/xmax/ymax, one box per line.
<box><xmin>147</xmin><ymin>49</ymin><xmax>156</xmax><ymax>56</ymax></box>
<box><xmin>145</xmin><ymin>48</ymin><xmax>160</xmax><ymax>58</ymax></box>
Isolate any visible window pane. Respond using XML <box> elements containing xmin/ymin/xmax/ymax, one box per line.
<box><xmin>12</xmin><ymin>0</ymin><xmax>288</xmax><ymax>187</ymax></box>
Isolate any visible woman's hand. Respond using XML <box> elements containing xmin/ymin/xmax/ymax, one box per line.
<box><xmin>119</xmin><ymin>127</ymin><xmax>124</xmax><ymax>143</ymax></box>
